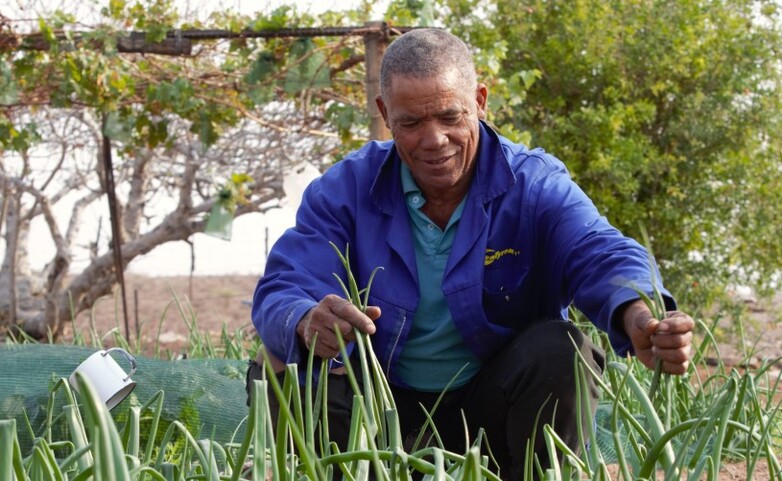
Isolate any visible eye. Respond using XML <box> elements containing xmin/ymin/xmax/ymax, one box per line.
<box><xmin>440</xmin><ymin>115</ymin><xmax>461</xmax><ymax>125</ymax></box>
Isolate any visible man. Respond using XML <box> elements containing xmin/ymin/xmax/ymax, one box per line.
<box><xmin>248</xmin><ymin>28</ymin><xmax>694</xmax><ymax>478</ymax></box>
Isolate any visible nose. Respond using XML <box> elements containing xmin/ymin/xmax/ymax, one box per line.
<box><xmin>418</xmin><ymin>121</ymin><xmax>449</xmax><ymax>150</ymax></box>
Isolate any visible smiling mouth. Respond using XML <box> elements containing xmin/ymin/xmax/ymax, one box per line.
<box><xmin>424</xmin><ymin>154</ymin><xmax>456</xmax><ymax>165</ymax></box>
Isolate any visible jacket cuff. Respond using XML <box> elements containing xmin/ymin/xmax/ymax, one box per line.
<box><xmin>279</xmin><ymin>300</ymin><xmax>318</xmax><ymax>366</ymax></box>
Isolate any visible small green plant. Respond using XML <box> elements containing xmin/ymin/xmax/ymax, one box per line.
<box><xmin>2</xmin><ymin>242</ymin><xmax>781</xmax><ymax>480</ymax></box>
<box><xmin>633</xmin><ymin>224</ymin><xmax>671</xmax><ymax>402</ymax></box>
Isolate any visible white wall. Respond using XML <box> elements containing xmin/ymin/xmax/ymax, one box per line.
<box><xmin>7</xmin><ymin>162</ymin><xmax>321</xmax><ymax>277</ymax></box>
<box><xmin>125</xmin><ymin>161</ymin><xmax>320</xmax><ymax>276</ymax></box>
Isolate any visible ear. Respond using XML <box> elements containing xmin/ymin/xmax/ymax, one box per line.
<box><xmin>475</xmin><ymin>83</ymin><xmax>488</xmax><ymax>120</ymax></box>
<box><xmin>375</xmin><ymin>95</ymin><xmax>390</xmax><ymax>128</ymax></box>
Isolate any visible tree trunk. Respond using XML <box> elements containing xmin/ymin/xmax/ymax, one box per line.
<box><xmin>1</xmin><ymin>107</ymin><xmax>299</xmax><ymax>341</ymax></box>
<box><xmin>0</xmin><ymin>192</ymin><xmax>45</xmax><ymax>335</ymax></box>
<box><xmin>18</xmin><ymin>205</ymin><xmax>207</xmax><ymax>337</ymax></box>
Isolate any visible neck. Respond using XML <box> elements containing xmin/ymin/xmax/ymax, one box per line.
<box><xmin>420</xmin><ymin>180</ymin><xmax>470</xmax><ymax>230</ymax></box>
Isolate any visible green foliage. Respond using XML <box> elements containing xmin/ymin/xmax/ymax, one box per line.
<box><xmin>326</xmin><ymin>102</ymin><xmax>369</xmax><ymax>147</ymax></box>
<box><xmin>117</xmin><ymin>0</ymin><xmax>180</xmax><ymax>43</ymax></box>
<box><xmin>2</xmin><ymin>318</ymin><xmax>781</xmax><ymax>480</ymax></box>
<box><xmin>0</xmin><ymin>60</ymin><xmax>18</xmax><ymax>106</ymax></box>
<box><xmin>2</xmin><ymin>0</ymin><xmax>374</xmax><ymax>157</ymax></box>
<box><xmin>283</xmin><ymin>38</ymin><xmax>331</xmax><ymax>94</ymax></box>
<box><xmin>2</xmin><ymin>284</ymin><xmax>781</xmax><ymax>479</ymax></box>
<box><xmin>431</xmin><ymin>0</ymin><xmax>782</xmax><ymax>301</ymax></box>
<box><xmin>177</xmin><ymin>395</ymin><xmax>202</xmax><ymax>439</ymax></box>
<box><xmin>4</xmin><ymin>0</ymin><xmax>781</xmax><ymax>309</ymax></box>
<box><xmin>217</xmin><ymin>173</ymin><xmax>255</xmax><ymax>214</ymax></box>
<box><xmin>245</xmin><ymin>51</ymin><xmax>277</xmax><ymax>85</ymax></box>
<box><xmin>250</xmin><ymin>5</ymin><xmax>296</xmax><ymax>31</ymax></box>
<box><xmin>0</xmin><ymin>117</ymin><xmax>39</xmax><ymax>152</ymax></box>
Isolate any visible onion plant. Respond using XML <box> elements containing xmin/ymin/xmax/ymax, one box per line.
<box><xmin>1</xmin><ymin>245</ymin><xmax>781</xmax><ymax>480</ymax></box>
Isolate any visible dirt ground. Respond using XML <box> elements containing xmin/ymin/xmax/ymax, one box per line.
<box><xmin>61</xmin><ymin>274</ymin><xmax>782</xmax><ymax>479</ymax></box>
<box><xmin>64</xmin><ymin>274</ymin><xmax>782</xmax><ymax>365</ymax></box>
<box><xmin>63</xmin><ymin>274</ymin><xmax>260</xmax><ymax>355</ymax></box>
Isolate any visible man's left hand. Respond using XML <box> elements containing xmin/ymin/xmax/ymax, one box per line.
<box><xmin>622</xmin><ymin>299</ymin><xmax>695</xmax><ymax>375</ymax></box>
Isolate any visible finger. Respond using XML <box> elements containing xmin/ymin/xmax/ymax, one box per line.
<box><xmin>365</xmin><ymin>305</ymin><xmax>382</xmax><ymax>321</ymax></box>
<box><xmin>317</xmin><ymin>329</ymin><xmax>341</xmax><ymax>351</ymax></box>
<box><xmin>652</xmin><ymin>343</ymin><xmax>691</xmax><ymax>363</ymax></box>
<box><xmin>658</xmin><ymin>313</ymin><xmax>695</xmax><ymax>334</ymax></box>
<box><xmin>651</xmin><ymin>331</ymin><xmax>693</xmax><ymax>349</ymax></box>
<box><xmin>642</xmin><ymin>317</ymin><xmax>660</xmax><ymax>336</ymax></box>
<box><xmin>635</xmin><ymin>350</ymin><xmax>658</xmax><ymax>371</ymax></box>
<box><xmin>659</xmin><ymin>345</ymin><xmax>691</xmax><ymax>374</ymax></box>
<box><xmin>329</xmin><ymin>299</ymin><xmax>376</xmax><ymax>334</ymax></box>
<box><xmin>310</xmin><ymin>298</ymin><xmax>348</xmax><ymax>331</ymax></box>
<box><xmin>630</xmin><ymin>316</ymin><xmax>658</xmax><ymax>351</ymax></box>
<box><xmin>661</xmin><ymin>359</ymin><xmax>690</xmax><ymax>375</ymax></box>
<box><xmin>308</xmin><ymin>330</ymin><xmax>340</xmax><ymax>358</ymax></box>
<box><xmin>329</xmin><ymin>319</ymin><xmax>359</xmax><ymax>344</ymax></box>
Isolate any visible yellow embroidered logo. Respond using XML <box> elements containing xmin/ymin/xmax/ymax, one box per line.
<box><xmin>484</xmin><ymin>248</ymin><xmax>520</xmax><ymax>266</ymax></box>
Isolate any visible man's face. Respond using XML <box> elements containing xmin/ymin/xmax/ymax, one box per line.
<box><xmin>377</xmin><ymin>69</ymin><xmax>487</xmax><ymax>198</ymax></box>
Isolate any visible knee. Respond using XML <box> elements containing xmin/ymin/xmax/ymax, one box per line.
<box><xmin>245</xmin><ymin>359</ymin><xmax>265</xmax><ymax>407</ymax></box>
<box><xmin>522</xmin><ymin>321</ymin><xmax>588</xmax><ymax>371</ymax></box>
<box><xmin>507</xmin><ymin>321</ymin><xmax>604</xmax><ymax>397</ymax></box>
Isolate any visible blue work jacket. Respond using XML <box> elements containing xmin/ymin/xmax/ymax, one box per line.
<box><xmin>252</xmin><ymin>122</ymin><xmax>673</xmax><ymax>386</ymax></box>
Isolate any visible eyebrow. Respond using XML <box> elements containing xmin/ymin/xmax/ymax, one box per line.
<box><xmin>436</xmin><ymin>109</ymin><xmax>463</xmax><ymax>118</ymax></box>
<box><xmin>394</xmin><ymin>108</ymin><xmax>465</xmax><ymax>122</ymax></box>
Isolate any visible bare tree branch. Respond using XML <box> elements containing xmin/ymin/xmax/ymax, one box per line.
<box><xmin>124</xmin><ymin>148</ymin><xmax>153</xmax><ymax>238</ymax></box>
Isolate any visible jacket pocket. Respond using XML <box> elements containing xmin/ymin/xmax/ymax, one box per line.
<box><xmin>482</xmin><ymin>263</ymin><xmax>528</xmax><ymax>328</ymax></box>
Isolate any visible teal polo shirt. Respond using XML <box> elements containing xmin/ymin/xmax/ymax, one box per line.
<box><xmin>396</xmin><ymin>163</ymin><xmax>483</xmax><ymax>392</ymax></box>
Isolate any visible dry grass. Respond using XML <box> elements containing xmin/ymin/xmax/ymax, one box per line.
<box><xmin>62</xmin><ymin>274</ymin><xmax>259</xmax><ymax>355</ymax></box>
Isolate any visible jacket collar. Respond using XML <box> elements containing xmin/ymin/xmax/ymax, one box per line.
<box><xmin>370</xmin><ymin>121</ymin><xmax>516</xmax><ymax>214</ymax></box>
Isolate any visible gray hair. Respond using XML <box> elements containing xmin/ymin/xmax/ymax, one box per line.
<box><xmin>380</xmin><ymin>28</ymin><xmax>477</xmax><ymax>97</ymax></box>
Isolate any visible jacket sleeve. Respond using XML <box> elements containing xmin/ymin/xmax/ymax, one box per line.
<box><xmin>530</xmin><ymin>154</ymin><xmax>676</xmax><ymax>356</ymax></box>
<box><xmin>251</xmin><ymin>170</ymin><xmax>357</xmax><ymax>366</ymax></box>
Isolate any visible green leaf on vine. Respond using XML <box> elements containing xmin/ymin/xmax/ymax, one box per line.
<box><xmin>0</xmin><ymin>62</ymin><xmax>18</xmax><ymax>106</ymax></box>
<box><xmin>246</xmin><ymin>52</ymin><xmax>276</xmax><ymax>85</ymax></box>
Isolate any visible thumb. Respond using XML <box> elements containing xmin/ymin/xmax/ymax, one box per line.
<box><xmin>365</xmin><ymin>305</ymin><xmax>381</xmax><ymax>321</ymax></box>
<box><xmin>643</xmin><ymin>317</ymin><xmax>660</xmax><ymax>336</ymax></box>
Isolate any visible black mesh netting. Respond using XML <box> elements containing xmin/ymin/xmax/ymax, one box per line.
<box><xmin>0</xmin><ymin>344</ymin><xmax>249</xmax><ymax>455</ymax></box>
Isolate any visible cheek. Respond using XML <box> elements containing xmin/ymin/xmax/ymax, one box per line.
<box><xmin>452</xmin><ymin>130</ymin><xmax>475</xmax><ymax>149</ymax></box>
<box><xmin>393</xmin><ymin>132</ymin><xmax>419</xmax><ymax>151</ymax></box>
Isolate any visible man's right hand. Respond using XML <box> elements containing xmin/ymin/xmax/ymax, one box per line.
<box><xmin>296</xmin><ymin>294</ymin><xmax>381</xmax><ymax>359</ymax></box>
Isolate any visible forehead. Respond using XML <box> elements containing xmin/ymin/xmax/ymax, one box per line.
<box><xmin>385</xmin><ymin>72</ymin><xmax>475</xmax><ymax>117</ymax></box>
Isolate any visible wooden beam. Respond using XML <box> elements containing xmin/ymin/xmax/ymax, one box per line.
<box><xmin>6</xmin><ymin>31</ymin><xmax>193</xmax><ymax>55</ymax></box>
<box><xmin>101</xmin><ymin>115</ymin><xmax>132</xmax><ymax>341</ymax></box>
<box><xmin>363</xmin><ymin>21</ymin><xmax>390</xmax><ymax>141</ymax></box>
<box><xmin>4</xmin><ymin>25</ymin><xmax>424</xmax><ymax>56</ymax></box>
<box><xmin>118</xmin><ymin>32</ymin><xmax>192</xmax><ymax>55</ymax></box>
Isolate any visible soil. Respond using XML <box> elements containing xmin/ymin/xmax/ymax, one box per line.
<box><xmin>63</xmin><ymin>274</ymin><xmax>260</xmax><ymax>356</ymax></box>
<box><xmin>60</xmin><ymin>274</ymin><xmax>782</xmax><ymax>479</ymax></box>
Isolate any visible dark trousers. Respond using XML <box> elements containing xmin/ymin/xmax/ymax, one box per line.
<box><xmin>246</xmin><ymin>319</ymin><xmax>605</xmax><ymax>479</ymax></box>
